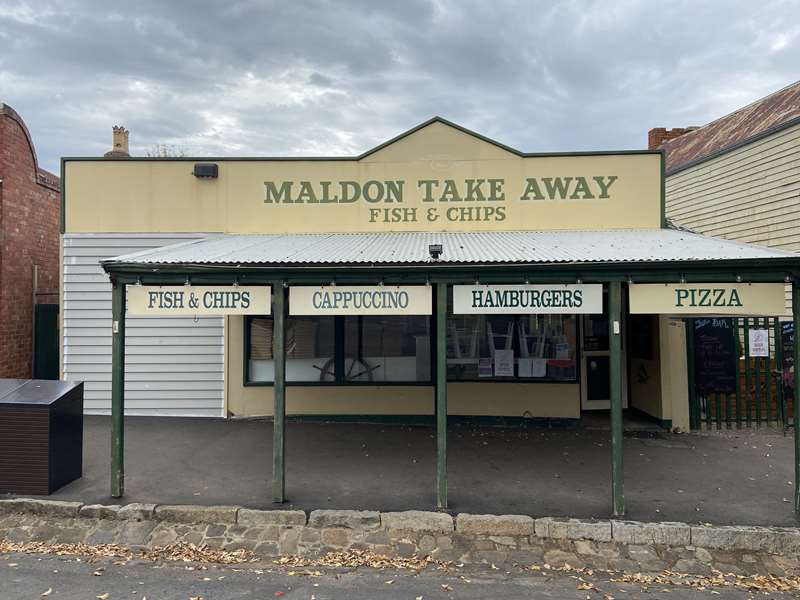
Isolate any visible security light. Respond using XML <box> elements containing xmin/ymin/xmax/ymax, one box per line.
<box><xmin>428</xmin><ymin>243</ymin><xmax>443</xmax><ymax>261</ymax></box>
<box><xmin>193</xmin><ymin>163</ymin><xmax>219</xmax><ymax>178</ymax></box>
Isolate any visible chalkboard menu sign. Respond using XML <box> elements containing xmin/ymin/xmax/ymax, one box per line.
<box><xmin>694</xmin><ymin>318</ymin><xmax>736</xmax><ymax>394</ymax></box>
<box><xmin>781</xmin><ymin>322</ymin><xmax>794</xmax><ymax>399</ymax></box>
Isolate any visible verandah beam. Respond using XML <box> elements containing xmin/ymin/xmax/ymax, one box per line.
<box><xmin>609</xmin><ymin>280</ymin><xmax>625</xmax><ymax>516</ymax></box>
<box><xmin>272</xmin><ymin>282</ymin><xmax>287</xmax><ymax>503</ymax></box>
<box><xmin>436</xmin><ymin>281</ymin><xmax>448</xmax><ymax>509</ymax></box>
<box><xmin>110</xmin><ymin>278</ymin><xmax>126</xmax><ymax>498</ymax></box>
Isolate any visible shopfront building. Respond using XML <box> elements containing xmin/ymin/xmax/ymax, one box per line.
<box><xmin>61</xmin><ymin>117</ymin><xmax>800</xmax><ymax>512</ymax></box>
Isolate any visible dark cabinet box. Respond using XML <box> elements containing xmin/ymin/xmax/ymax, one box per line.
<box><xmin>0</xmin><ymin>379</ymin><xmax>84</xmax><ymax>495</ymax></box>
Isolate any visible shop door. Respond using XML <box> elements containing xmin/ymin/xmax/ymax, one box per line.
<box><xmin>580</xmin><ymin>311</ymin><xmax>628</xmax><ymax>410</ymax></box>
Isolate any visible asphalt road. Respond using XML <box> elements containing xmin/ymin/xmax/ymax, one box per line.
<box><xmin>1</xmin><ymin>551</ymin><xmax>791</xmax><ymax>600</ymax></box>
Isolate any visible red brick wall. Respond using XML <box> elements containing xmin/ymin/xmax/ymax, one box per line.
<box><xmin>0</xmin><ymin>105</ymin><xmax>60</xmax><ymax>378</ymax></box>
<box><xmin>648</xmin><ymin>127</ymin><xmax>691</xmax><ymax>150</ymax></box>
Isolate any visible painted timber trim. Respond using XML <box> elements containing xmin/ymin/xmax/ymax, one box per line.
<box><xmin>100</xmin><ymin>261</ymin><xmax>800</xmax><ymax>284</ymax></box>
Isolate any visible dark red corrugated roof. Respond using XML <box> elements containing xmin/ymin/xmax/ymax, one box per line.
<box><xmin>662</xmin><ymin>80</ymin><xmax>800</xmax><ymax>174</ymax></box>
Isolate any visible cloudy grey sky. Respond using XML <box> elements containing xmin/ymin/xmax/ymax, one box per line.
<box><xmin>1</xmin><ymin>0</ymin><xmax>798</xmax><ymax>173</ymax></box>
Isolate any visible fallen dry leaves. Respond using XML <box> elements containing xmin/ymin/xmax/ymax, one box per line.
<box><xmin>612</xmin><ymin>569</ymin><xmax>800</xmax><ymax>595</ymax></box>
<box><xmin>0</xmin><ymin>540</ymin><xmax>254</xmax><ymax>565</ymax></box>
<box><xmin>274</xmin><ymin>549</ymin><xmax>447</xmax><ymax>571</ymax></box>
<box><xmin>528</xmin><ymin>562</ymin><xmax>800</xmax><ymax>595</ymax></box>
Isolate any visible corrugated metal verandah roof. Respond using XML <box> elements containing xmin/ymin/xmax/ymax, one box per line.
<box><xmin>102</xmin><ymin>230</ymin><xmax>798</xmax><ymax>268</ymax></box>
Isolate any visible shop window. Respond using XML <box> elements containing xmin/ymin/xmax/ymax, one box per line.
<box><xmin>343</xmin><ymin>316</ymin><xmax>431</xmax><ymax>382</ymax></box>
<box><xmin>447</xmin><ymin>313</ymin><xmax>578</xmax><ymax>382</ymax></box>
<box><xmin>248</xmin><ymin>316</ymin><xmax>335</xmax><ymax>383</ymax></box>
<box><xmin>246</xmin><ymin>315</ymin><xmax>432</xmax><ymax>384</ymax></box>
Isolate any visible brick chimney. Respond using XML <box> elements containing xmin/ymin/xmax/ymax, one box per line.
<box><xmin>104</xmin><ymin>125</ymin><xmax>130</xmax><ymax>158</ymax></box>
<box><xmin>648</xmin><ymin>127</ymin><xmax>693</xmax><ymax>150</ymax></box>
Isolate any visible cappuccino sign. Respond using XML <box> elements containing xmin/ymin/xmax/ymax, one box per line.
<box><xmin>128</xmin><ymin>286</ymin><xmax>271</xmax><ymax>315</ymax></box>
<box><xmin>290</xmin><ymin>285</ymin><xmax>432</xmax><ymax>315</ymax></box>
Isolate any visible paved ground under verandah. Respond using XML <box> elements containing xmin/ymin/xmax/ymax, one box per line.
<box><xmin>35</xmin><ymin>415</ymin><xmax>799</xmax><ymax>527</ymax></box>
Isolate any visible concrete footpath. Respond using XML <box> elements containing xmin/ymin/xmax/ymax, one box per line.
<box><xmin>39</xmin><ymin>416</ymin><xmax>799</xmax><ymax>526</ymax></box>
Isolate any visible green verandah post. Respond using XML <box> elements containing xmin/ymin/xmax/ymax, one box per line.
<box><xmin>686</xmin><ymin>318</ymin><xmax>699</xmax><ymax>430</ymax></box>
<box><xmin>272</xmin><ymin>283</ymin><xmax>287</xmax><ymax>503</ymax></box>
<box><xmin>774</xmin><ymin>317</ymin><xmax>786</xmax><ymax>428</ymax></box>
<box><xmin>609</xmin><ymin>281</ymin><xmax>624</xmax><ymax>516</ymax></box>
<box><xmin>436</xmin><ymin>282</ymin><xmax>448</xmax><ymax>510</ymax></box>
<box><xmin>793</xmin><ymin>281</ymin><xmax>800</xmax><ymax>513</ymax></box>
<box><xmin>110</xmin><ymin>278</ymin><xmax>126</xmax><ymax>498</ymax></box>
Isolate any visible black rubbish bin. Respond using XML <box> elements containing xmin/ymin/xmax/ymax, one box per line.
<box><xmin>0</xmin><ymin>379</ymin><xmax>84</xmax><ymax>495</ymax></box>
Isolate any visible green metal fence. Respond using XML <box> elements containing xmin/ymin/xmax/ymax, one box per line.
<box><xmin>688</xmin><ymin>317</ymin><xmax>795</xmax><ymax>431</ymax></box>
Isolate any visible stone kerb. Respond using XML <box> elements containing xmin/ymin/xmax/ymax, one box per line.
<box><xmin>534</xmin><ymin>517</ymin><xmax>612</xmax><ymax>542</ymax></box>
<box><xmin>612</xmin><ymin>520</ymin><xmax>691</xmax><ymax>546</ymax></box>
<box><xmin>456</xmin><ymin>513</ymin><xmax>534</xmax><ymax>536</ymax></box>
<box><xmin>1</xmin><ymin>499</ymin><xmax>799</xmax><ymax>575</ymax></box>
<box><xmin>308</xmin><ymin>509</ymin><xmax>380</xmax><ymax>529</ymax></box>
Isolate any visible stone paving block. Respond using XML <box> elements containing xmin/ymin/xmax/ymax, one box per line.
<box><xmin>117</xmin><ymin>520</ymin><xmax>157</xmax><ymax>545</ymax></box>
<box><xmin>308</xmin><ymin>509</ymin><xmax>380</xmax><ymax>529</ymax></box>
<box><xmin>691</xmin><ymin>525</ymin><xmax>800</xmax><ymax>554</ymax></box>
<box><xmin>0</xmin><ymin>499</ymin><xmax>31</xmax><ymax>514</ymax></box>
<box><xmin>612</xmin><ymin>520</ymin><xmax>690</xmax><ymax>546</ymax></box>
<box><xmin>79</xmin><ymin>504</ymin><xmax>121</xmax><ymax>520</ymax></box>
<box><xmin>117</xmin><ymin>503</ymin><xmax>156</xmax><ymax>522</ymax></box>
<box><xmin>279</xmin><ymin>528</ymin><xmax>300</xmax><ymax>554</ymax></box>
<box><xmin>456</xmin><ymin>513</ymin><xmax>534</xmax><ymax>536</ymax></box>
<box><xmin>382</xmin><ymin>511</ymin><xmax>454</xmax><ymax>534</ymax></box>
<box><xmin>320</xmin><ymin>527</ymin><xmax>351</xmax><ymax>548</ymax></box>
<box><xmin>154</xmin><ymin>504</ymin><xmax>238</xmax><ymax>524</ymax></box>
<box><xmin>0</xmin><ymin>499</ymin><xmax>82</xmax><ymax>518</ymax></box>
<box><xmin>237</xmin><ymin>509</ymin><xmax>306</xmax><ymax>527</ymax></box>
<box><xmin>535</xmin><ymin>517</ymin><xmax>612</xmax><ymax>542</ymax></box>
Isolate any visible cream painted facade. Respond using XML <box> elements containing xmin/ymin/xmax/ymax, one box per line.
<box><xmin>63</xmin><ymin>118</ymin><xmax>698</xmax><ymax>427</ymax></box>
<box><xmin>65</xmin><ymin>121</ymin><xmax>662</xmax><ymax>235</ymax></box>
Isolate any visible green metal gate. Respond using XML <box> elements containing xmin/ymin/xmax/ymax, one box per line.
<box><xmin>688</xmin><ymin>317</ymin><xmax>795</xmax><ymax>430</ymax></box>
<box><xmin>33</xmin><ymin>303</ymin><xmax>59</xmax><ymax>380</ymax></box>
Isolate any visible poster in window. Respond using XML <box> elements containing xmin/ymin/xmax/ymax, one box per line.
<box><xmin>494</xmin><ymin>350</ymin><xmax>514</xmax><ymax>377</ymax></box>
<box><xmin>748</xmin><ymin>329</ymin><xmax>769</xmax><ymax>357</ymax></box>
<box><xmin>693</xmin><ymin>318</ymin><xmax>736</xmax><ymax>394</ymax></box>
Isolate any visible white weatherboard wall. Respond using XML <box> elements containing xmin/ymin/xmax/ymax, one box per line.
<box><xmin>62</xmin><ymin>234</ymin><xmax>224</xmax><ymax>417</ymax></box>
<box><xmin>665</xmin><ymin>121</ymin><xmax>800</xmax><ymax>314</ymax></box>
